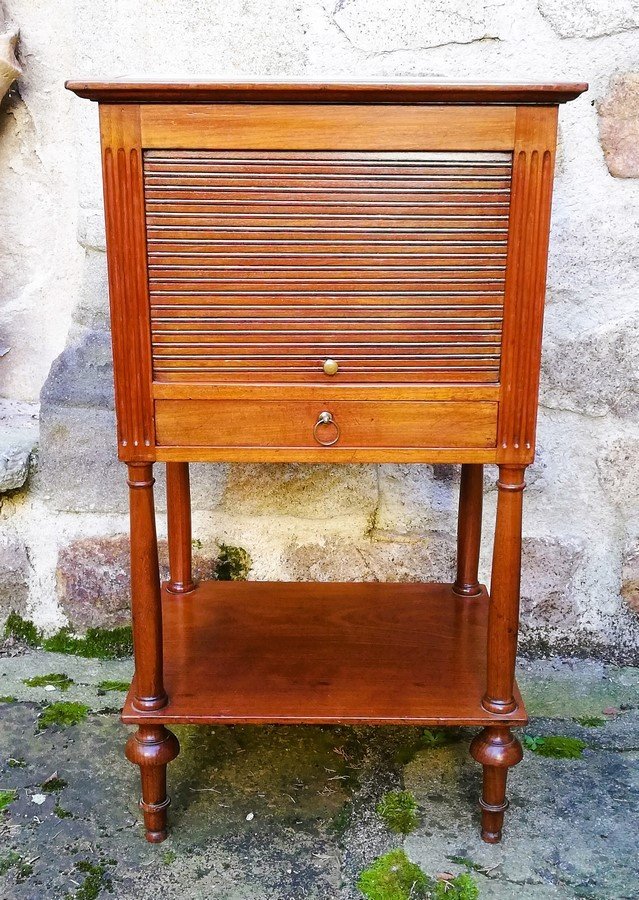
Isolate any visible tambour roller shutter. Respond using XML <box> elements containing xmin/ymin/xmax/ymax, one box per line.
<box><xmin>144</xmin><ymin>150</ymin><xmax>512</xmax><ymax>384</ymax></box>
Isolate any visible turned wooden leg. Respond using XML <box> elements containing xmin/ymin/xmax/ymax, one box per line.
<box><xmin>166</xmin><ymin>462</ymin><xmax>195</xmax><ymax>594</ymax></box>
<box><xmin>127</xmin><ymin>463</ymin><xmax>167</xmax><ymax>712</ymax></box>
<box><xmin>470</xmin><ymin>726</ymin><xmax>523</xmax><ymax>842</ymax></box>
<box><xmin>483</xmin><ymin>464</ymin><xmax>526</xmax><ymax>715</ymax></box>
<box><xmin>453</xmin><ymin>463</ymin><xmax>483</xmax><ymax>596</ymax></box>
<box><xmin>125</xmin><ymin>725</ymin><xmax>180</xmax><ymax>842</ymax></box>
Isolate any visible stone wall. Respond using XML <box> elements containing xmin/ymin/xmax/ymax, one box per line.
<box><xmin>1</xmin><ymin>0</ymin><xmax>638</xmax><ymax>661</ymax></box>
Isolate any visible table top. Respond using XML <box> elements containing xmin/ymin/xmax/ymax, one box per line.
<box><xmin>65</xmin><ymin>78</ymin><xmax>588</xmax><ymax>105</ymax></box>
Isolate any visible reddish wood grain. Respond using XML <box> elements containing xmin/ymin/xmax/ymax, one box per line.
<box><xmin>122</xmin><ymin>581</ymin><xmax>527</xmax><ymax>726</ymax></box>
<box><xmin>66</xmin><ymin>79</ymin><xmax>587</xmax><ymax>105</ymax></box>
<box><xmin>100</xmin><ymin>105</ymin><xmax>155</xmax><ymax>460</ymax></box>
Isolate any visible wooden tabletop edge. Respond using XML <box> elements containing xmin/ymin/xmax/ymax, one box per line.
<box><xmin>64</xmin><ymin>79</ymin><xmax>589</xmax><ymax>104</ymax></box>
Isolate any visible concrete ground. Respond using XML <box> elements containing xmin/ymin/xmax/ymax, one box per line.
<box><xmin>0</xmin><ymin>651</ymin><xmax>637</xmax><ymax>900</ymax></box>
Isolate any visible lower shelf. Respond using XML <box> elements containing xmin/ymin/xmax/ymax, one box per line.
<box><xmin>122</xmin><ymin>581</ymin><xmax>527</xmax><ymax>727</ymax></box>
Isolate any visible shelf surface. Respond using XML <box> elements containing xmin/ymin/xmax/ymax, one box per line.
<box><xmin>122</xmin><ymin>581</ymin><xmax>527</xmax><ymax>726</ymax></box>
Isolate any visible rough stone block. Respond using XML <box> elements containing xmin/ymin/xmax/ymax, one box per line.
<box><xmin>38</xmin><ymin>403</ymin><xmax>227</xmax><ymax>515</ymax></box>
<box><xmin>0</xmin><ymin>427</ymin><xmax>37</xmax><ymax>493</ymax></box>
<box><xmin>73</xmin><ymin>249</ymin><xmax>110</xmax><ymax>331</ymax></box>
<box><xmin>39</xmin><ymin>327</ymin><xmax>228</xmax><ymax>512</ymax></box>
<box><xmin>333</xmin><ymin>0</ymin><xmax>503</xmax><ymax>52</ymax></box>
<box><xmin>541</xmin><ymin>313</ymin><xmax>639</xmax><ymax>419</ymax></box>
<box><xmin>282</xmin><ymin>530</ymin><xmax>456</xmax><ymax>583</ymax></box>
<box><xmin>546</xmin><ymin>195</ymin><xmax>639</xmax><ymax>302</ymax></box>
<box><xmin>56</xmin><ymin>536</ymin><xmax>219</xmax><ymax>630</ymax></box>
<box><xmin>77</xmin><ymin>207</ymin><xmax>106</xmax><ymax>251</ymax></box>
<box><xmin>40</xmin><ymin>327</ymin><xmax>114</xmax><ymax>411</ymax></box>
<box><xmin>219</xmin><ymin>463</ymin><xmax>378</xmax><ymax>521</ymax></box>
<box><xmin>376</xmin><ymin>464</ymin><xmax>458</xmax><ymax>534</ymax></box>
<box><xmin>38</xmin><ymin>404</ymin><xmax>126</xmax><ymax>513</ymax></box>
<box><xmin>596</xmin><ymin>435</ymin><xmax>639</xmax><ymax>513</ymax></box>
<box><xmin>538</xmin><ymin>0</ymin><xmax>639</xmax><ymax>38</ymax></box>
<box><xmin>598</xmin><ymin>72</ymin><xmax>639</xmax><ymax>178</ymax></box>
<box><xmin>0</xmin><ymin>400</ymin><xmax>38</xmax><ymax>493</ymax></box>
<box><xmin>621</xmin><ymin>542</ymin><xmax>639</xmax><ymax>615</ymax></box>
<box><xmin>519</xmin><ymin>536</ymin><xmax>586</xmax><ymax>649</ymax></box>
<box><xmin>0</xmin><ymin>537</ymin><xmax>30</xmax><ymax>623</ymax></box>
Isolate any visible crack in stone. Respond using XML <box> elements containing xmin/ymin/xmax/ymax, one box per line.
<box><xmin>364</xmin><ymin>465</ymin><xmax>382</xmax><ymax>540</ymax></box>
<box><xmin>328</xmin><ymin>2</ymin><xmax>502</xmax><ymax>55</ymax></box>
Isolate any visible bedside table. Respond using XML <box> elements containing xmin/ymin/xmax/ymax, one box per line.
<box><xmin>65</xmin><ymin>79</ymin><xmax>587</xmax><ymax>843</ymax></box>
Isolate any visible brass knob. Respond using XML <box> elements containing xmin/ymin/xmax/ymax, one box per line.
<box><xmin>313</xmin><ymin>410</ymin><xmax>340</xmax><ymax>446</ymax></box>
<box><xmin>323</xmin><ymin>358</ymin><xmax>339</xmax><ymax>376</ymax></box>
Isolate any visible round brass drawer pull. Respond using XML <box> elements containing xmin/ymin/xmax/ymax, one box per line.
<box><xmin>323</xmin><ymin>358</ymin><xmax>339</xmax><ymax>376</ymax></box>
<box><xmin>313</xmin><ymin>410</ymin><xmax>340</xmax><ymax>446</ymax></box>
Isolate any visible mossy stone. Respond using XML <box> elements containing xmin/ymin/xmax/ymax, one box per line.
<box><xmin>97</xmin><ymin>679</ymin><xmax>130</xmax><ymax>692</ymax></box>
<box><xmin>43</xmin><ymin>625</ymin><xmax>133</xmax><ymax>659</ymax></box>
<box><xmin>357</xmin><ymin>849</ymin><xmax>429</xmax><ymax>900</ymax></box>
<box><xmin>376</xmin><ymin>790</ymin><xmax>419</xmax><ymax>835</ymax></box>
<box><xmin>4</xmin><ymin>612</ymin><xmax>40</xmax><ymax>647</ymax></box>
<box><xmin>23</xmin><ymin>673</ymin><xmax>74</xmax><ymax>691</ymax></box>
<box><xmin>0</xmin><ymin>789</ymin><xmax>17</xmax><ymax>812</ymax></box>
<box><xmin>215</xmin><ymin>544</ymin><xmax>251</xmax><ymax>581</ymax></box>
<box><xmin>68</xmin><ymin>860</ymin><xmax>113</xmax><ymax>900</ymax></box>
<box><xmin>38</xmin><ymin>701</ymin><xmax>89</xmax><ymax>729</ymax></box>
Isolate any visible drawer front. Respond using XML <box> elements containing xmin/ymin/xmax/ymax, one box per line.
<box><xmin>154</xmin><ymin>400</ymin><xmax>497</xmax><ymax>449</ymax></box>
<box><xmin>145</xmin><ymin>149</ymin><xmax>511</xmax><ymax>385</ymax></box>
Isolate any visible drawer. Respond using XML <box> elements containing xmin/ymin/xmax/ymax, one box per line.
<box><xmin>155</xmin><ymin>399</ymin><xmax>497</xmax><ymax>449</ymax></box>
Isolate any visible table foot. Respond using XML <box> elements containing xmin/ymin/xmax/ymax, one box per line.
<box><xmin>470</xmin><ymin>726</ymin><xmax>523</xmax><ymax>843</ymax></box>
<box><xmin>125</xmin><ymin>725</ymin><xmax>180</xmax><ymax>842</ymax></box>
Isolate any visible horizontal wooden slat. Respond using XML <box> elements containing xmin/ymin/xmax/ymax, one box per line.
<box><xmin>151</xmin><ymin>383</ymin><xmax>501</xmax><ymax>401</ymax></box>
<box><xmin>141</xmin><ymin>105</ymin><xmax>516</xmax><ymax>150</ymax></box>
<box><xmin>146</xmin><ymin>229</ymin><xmax>510</xmax><ymax>243</ymax></box>
<box><xmin>152</xmin><ymin>332</ymin><xmax>501</xmax><ymax>345</ymax></box>
<box><xmin>153</xmin><ymin>371</ymin><xmax>500</xmax><ymax>384</ymax></box>
<box><xmin>150</xmin><ymin>306</ymin><xmax>503</xmax><ymax>318</ymax></box>
<box><xmin>147</xmin><ymin>254</ymin><xmax>507</xmax><ymax>266</ymax></box>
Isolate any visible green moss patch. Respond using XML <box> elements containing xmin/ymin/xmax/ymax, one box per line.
<box><xmin>97</xmin><ymin>680</ymin><xmax>130</xmax><ymax>692</ymax></box>
<box><xmin>4</xmin><ymin>612</ymin><xmax>41</xmax><ymax>647</ymax></box>
<box><xmin>215</xmin><ymin>544</ymin><xmax>252</xmax><ymax>581</ymax></box>
<box><xmin>358</xmin><ymin>850</ymin><xmax>429</xmax><ymax>900</ymax></box>
<box><xmin>0</xmin><ymin>695</ymin><xmax>16</xmax><ymax>703</ymax></box>
<box><xmin>0</xmin><ymin>851</ymin><xmax>21</xmax><ymax>876</ymax></box>
<box><xmin>357</xmin><ymin>851</ymin><xmax>480</xmax><ymax>900</ymax></box>
<box><xmin>393</xmin><ymin>727</ymin><xmax>463</xmax><ymax>767</ymax></box>
<box><xmin>421</xmin><ymin>727</ymin><xmax>461</xmax><ymax>748</ymax></box>
<box><xmin>67</xmin><ymin>860</ymin><xmax>114</xmax><ymax>900</ymax></box>
<box><xmin>38</xmin><ymin>701</ymin><xmax>89</xmax><ymax>730</ymax></box>
<box><xmin>523</xmin><ymin>735</ymin><xmax>586</xmax><ymax>759</ymax></box>
<box><xmin>0</xmin><ymin>850</ymin><xmax>32</xmax><ymax>881</ymax></box>
<box><xmin>575</xmin><ymin>716</ymin><xmax>605</xmax><ymax>727</ymax></box>
<box><xmin>432</xmin><ymin>874</ymin><xmax>479</xmax><ymax>899</ymax></box>
<box><xmin>0</xmin><ymin>789</ymin><xmax>17</xmax><ymax>812</ymax></box>
<box><xmin>376</xmin><ymin>790</ymin><xmax>419</xmax><ymax>835</ymax></box>
<box><xmin>23</xmin><ymin>673</ymin><xmax>74</xmax><ymax>692</ymax></box>
<box><xmin>5</xmin><ymin>612</ymin><xmax>133</xmax><ymax>660</ymax></box>
<box><xmin>54</xmin><ymin>803</ymin><xmax>73</xmax><ymax>819</ymax></box>
<box><xmin>43</xmin><ymin>625</ymin><xmax>133</xmax><ymax>659</ymax></box>
<box><xmin>330</xmin><ymin>799</ymin><xmax>353</xmax><ymax>837</ymax></box>
<box><xmin>41</xmin><ymin>775</ymin><xmax>68</xmax><ymax>793</ymax></box>
<box><xmin>7</xmin><ymin>758</ymin><xmax>25</xmax><ymax>768</ymax></box>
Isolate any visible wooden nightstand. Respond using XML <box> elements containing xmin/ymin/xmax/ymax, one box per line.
<box><xmin>65</xmin><ymin>79</ymin><xmax>587</xmax><ymax>844</ymax></box>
